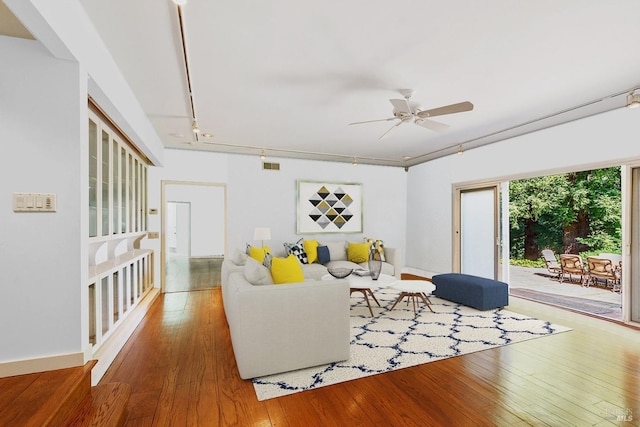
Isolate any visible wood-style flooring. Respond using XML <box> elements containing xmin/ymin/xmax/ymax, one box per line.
<box><xmin>164</xmin><ymin>255</ymin><xmax>222</xmax><ymax>293</ymax></box>
<box><xmin>100</xmin><ymin>287</ymin><xmax>640</xmax><ymax>426</ymax></box>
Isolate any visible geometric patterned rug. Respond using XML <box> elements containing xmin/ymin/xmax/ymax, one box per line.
<box><xmin>253</xmin><ymin>287</ymin><xmax>571</xmax><ymax>401</ymax></box>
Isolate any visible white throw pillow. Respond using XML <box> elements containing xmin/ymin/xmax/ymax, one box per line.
<box><xmin>232</xmin><ymin>248</ymin><xmax>248</xmax><ymax>266</ymax></box>
<box><xmin>325</xmin><ymin>241</ymin><xmax>347</xmax><ymax>261</ymax></box>
<box><xmin>244</xmin><ymin>256</ymin><xmax>274</xmax><ymax>286</ymax></box>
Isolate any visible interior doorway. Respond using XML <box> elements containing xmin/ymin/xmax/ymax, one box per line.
<box><xmin>161</xmin><ymin>181</ymin><xmax>226</xmax><ymax>293</ymax></box>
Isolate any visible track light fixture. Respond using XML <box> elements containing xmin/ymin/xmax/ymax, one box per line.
<box><xmin>626</xmin><ymin>91</ymin><xmax>640</xmax><ymax>109</ymax></box>
<box><xmin>172</xmin><ymin>0</ymin><xmax>187</xmax><ymax>6</ymax></box>
<box><xmin>191</xmin><ymin>120</ymin><xmax>200</xmax><ymax>134</ymax></box>
<box><xmin>457</xmin><ymin>145</ymin><xmax>464</xmax><ymax>155</ymax></box>
<box><xmin>352</xmin><ymin>157</ymin><xmax>358</xmax><ymax>166</ymax></box>
<box><xmin>260</xmin><ymin>149</ymin><xmax>266</xmax><ymax>160</ymax></box>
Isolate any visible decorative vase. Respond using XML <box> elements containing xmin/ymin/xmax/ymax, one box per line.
<box><xmin>368</xmin><ymin>248</ymin><xmax>382</xmax><ymax>280</ymax></box>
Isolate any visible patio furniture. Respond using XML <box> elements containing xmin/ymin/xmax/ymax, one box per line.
<box><xmin>586</xmin><ymin>256</ymin><xmax>621</xmax><ymax>292</ymax></box>
<box><xmin>541</xmin><ymin>249</ymin><xmax>562</xmax><ymax>280</ymax></box>
<box><xmin>559</xmin><ymin>254</ymin><xmax>587</xmax><ymax>285</ymax></box>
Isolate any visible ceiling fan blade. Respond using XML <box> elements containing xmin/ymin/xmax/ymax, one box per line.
<box><xmin>378</xmin><ymin>120</ymin><xmax>406</xmax><ymax>140</ymax></box>
<box><xmin>415</xmin><ymin>118</ymin><xmax>450</xmax><ymax>133</ymax></box>
<box><xmin>389</xmin><ymin>99</ymin><xmax>412</xmax><ymax>115</ymax></box>
<box><xmin>417</xmin><ymin>101</ymin><xmax>474</xmax><ymax>118</ymax></box>
<box><xmin>349</xmin><ymin>117</ymin><xmax>396</xmax><ymax>125</ymax></box>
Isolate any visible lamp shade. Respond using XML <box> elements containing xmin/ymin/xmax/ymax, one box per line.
<box><xmin>253</xmin><ymin>227</ymin><xmax>271</xmax><ymax>241</ymax></box>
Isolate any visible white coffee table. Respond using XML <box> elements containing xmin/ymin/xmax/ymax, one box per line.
<box><xmin>323</xmin><ymin>273</ymin><xmax>395</xmax><ymax>316</ymax></box>
<box><xmin>388</xmin><ymin>280</ymin><xmax>436</xmax><ymax>316</ymax></box>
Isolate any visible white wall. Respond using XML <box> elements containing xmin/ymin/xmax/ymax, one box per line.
<box><xmin>0</xmin><ymin>37</ymin><xmax>85</xmax><ymax>363</ymax></box>
<box><xmin>406</xmin><ymin>107</ymin><xmax>640</xmax><ymax>275</ymax></box>
<box><xmin>165</xmin><ymin>185</ymin><xmax>225</xmax><ymax>257</ymax></box>
<box><xmin>147</xmin><ymin>149</ymin><xmax>408</xmax><ymax>282</ymax></box>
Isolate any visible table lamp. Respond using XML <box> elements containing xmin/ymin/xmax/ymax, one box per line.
<box><xmin>253</xmin><ymin>227</ymin><xmax>271</xmax><ymax>247</ymax></box>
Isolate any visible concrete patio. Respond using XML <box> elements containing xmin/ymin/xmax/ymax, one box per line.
<box><xmin>508</xmin><ymin>265</ymin><xmax>622</xmax><ymax>320</ymax></box>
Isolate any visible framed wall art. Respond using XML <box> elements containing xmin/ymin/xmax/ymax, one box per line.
<box><xmin>297</xmin><ymin>180</ymin><xmax>363</xmax><ymax>234</ymax></box>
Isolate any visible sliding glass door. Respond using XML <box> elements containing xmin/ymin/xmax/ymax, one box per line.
<box><xmin>630</xmin><ymin>168</ymin><xmax>640</xmax><ymax>323</ymax></box>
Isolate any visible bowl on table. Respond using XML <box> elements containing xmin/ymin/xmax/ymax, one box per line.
<box><xmin>327</xmin><ymin>267</ymin><xmax>354</xmax><ymax>279</ymax></box>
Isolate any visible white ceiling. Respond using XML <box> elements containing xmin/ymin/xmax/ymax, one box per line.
<box><xmin>14</xmin><ymin>1</ymin><xmax>640</xmax><ymax>167</ymax></box>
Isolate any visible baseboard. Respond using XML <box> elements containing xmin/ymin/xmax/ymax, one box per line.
<box><xmin>0</xmin><ymin>352</ymin><xmax>86</xmax><ymax>378</ymax></box>
<box><xmin>91</xmin><ymin>287</ymin><xmax>160</xmax><ymax>385</ymax></box>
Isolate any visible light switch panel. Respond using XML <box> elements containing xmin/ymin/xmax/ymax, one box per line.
<box><xmin>13</xmin><ymin>193</ymin><xmax>56</xmax><ymax>212</ymax></box>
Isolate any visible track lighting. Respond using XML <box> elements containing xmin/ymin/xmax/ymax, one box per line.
<box><xmin>457</xmin><ymin>145</ymin><xmax>464</xmax><ymax>155</ymax></box>
<box><xmin>191</xmin><ymin>120</ymin><xmax>200</xmax><ymax>134</ymax></box>
<box><xmin>626</xmin><ymin>91</ymin><xmax>640</xmax><ymax>109</ymax></box>
<box><xmin>260</xmin><ymin>149</ymin><xmax>266</xmax><ymax>160</ymax></box>
<box><xmin>352</xmin><ymin>157</ymin><xmax>358</xmax><ymax>166</ymax></box>
<box><xmin>173</xmin><ymin>0</ymin><xmax>187</xmax><ymax>5</ymax></box>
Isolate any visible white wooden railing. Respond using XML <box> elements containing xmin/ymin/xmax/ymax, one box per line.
<box><xmin>88</xmin><ymin>236</ymin><xmax>154</xmax><ymax>351</ymax></box>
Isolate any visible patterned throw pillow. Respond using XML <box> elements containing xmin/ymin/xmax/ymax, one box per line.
<box><xmin>283</xmin><ymin>238</ymin><xmax>308</xmax><ymax>264</ymax></box>
<box><xmin>364</xmin><ymin>238</ymin><xmax>386</xmax><ymax>262</ymax></box>
<box><xmin>263</xmin><ymin>251</ymin><xmax>273</xmax><ymax>269</ymax></box>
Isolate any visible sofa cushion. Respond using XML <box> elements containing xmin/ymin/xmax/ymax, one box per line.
<box><xmin>284</xmin><ymin>238</ymin><xmax>308</xmax><ymax>264</ymax></box>
<box><xmin>325</xmin><ymin>241</ymin><xmax>347</xmax><ymax>261</ymax></box>
<box><xmin>304</xmin><ymin>239</ymin><xmax>319</xmax><ymax>263</ymax></box>
<box><xmin>325</xmin><ymin>260</ymin><xmax>362</xmax><ymax>271</ymax></box>
<box><xmin>271</xmin><ymin>254</ymin><xmax>305</xmax><ymax>284</ymax></box>
<box><xmin>246</xmin><ymin>244</ymin><xmax>270</xmax><ymax>263</ymax></box>
<box><xmin>244</xmin><ymin>256</ymin><xmax>274</xmax><ymax>286</ymax></box>
<box><xmin>348</xmin><ymin>242</ymin><xmax>370</xmax><ymax>263</ymax></box>
<box><xmin>317</xmin><ymin>245</ymin><xmax>330</xmax><ymax>264</ymax></box>
<box><xmin>301</xmin><ymin>263</ymin><xmax>329</xmax><ymax>281</ymax></box>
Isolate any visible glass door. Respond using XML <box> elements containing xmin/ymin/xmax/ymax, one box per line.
<box><xmin>630</xmin><ymin>167</ymin><xmax>640</xmax><ymax>323</ymax></box>
<box><xmin>455</xmin><ymin>185</ymin><xmax>501</xmax><ymax>280</ymax></box>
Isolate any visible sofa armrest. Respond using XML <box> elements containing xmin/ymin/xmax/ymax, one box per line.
<box><xmin>228</xmin><ymin>276</ymin><xmax>350</xmax><ymax>379</ymax></box>
<box><xmin>384</xmin><ymin>247</ymin><xmax>402</xmax><ymax>278</ymax></box>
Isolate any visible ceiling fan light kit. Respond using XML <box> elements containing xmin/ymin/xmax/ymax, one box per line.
<box><xmin>349</xmin><ymin>90</ymin><xmax>474</xmax><ymax>140</ymax></box>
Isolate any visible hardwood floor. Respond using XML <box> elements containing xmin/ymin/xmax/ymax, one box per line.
<box><xmin>100</xmin><ymin>288</ymin><xmax>640</xmax><ymax>426</ymax></box>
<box><xmin>165</xmin><ymin>255</ymin><xmax>222</xmax><ymax>293</ymax></box>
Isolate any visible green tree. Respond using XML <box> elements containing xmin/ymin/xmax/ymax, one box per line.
<box><xmin>509</xmin><ymin>167</ymin><xmax>621</xmax><ymax>261</ymax></box>
<box><xmin>509</xmin><ymin>174</ymin><xmax>567</xmax><ymax>260</ymax></box>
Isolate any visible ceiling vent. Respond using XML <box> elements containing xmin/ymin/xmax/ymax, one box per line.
<box><xmin>262</xmin><ymin>161</ymin><xmax>280</xmax><ymax>171</ymax></box>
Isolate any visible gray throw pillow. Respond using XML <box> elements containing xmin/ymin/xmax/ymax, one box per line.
<box><xmin>325</xmin><ymin>241</ymin><xmax>347</xmax><ymax>261</ymax></box>
<box><xmin>244</xmin><ymin>256</ymin><xmax>274</xmax><ymax>286</ymax></box>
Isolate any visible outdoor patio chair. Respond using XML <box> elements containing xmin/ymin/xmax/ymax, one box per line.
<box><xmin>559</xmin><ymin>254</ymin><xmax>587</xmax><ymax>285</ymax></box>
<box><xmin>587</xmin><ymin>256</ymin><xmax>621</xmax><ymax>292</ymax></box>
<box><xmin>541</xmin><ymin>249</ymin><xmax>562</xmax><ymax>280</ymax></box>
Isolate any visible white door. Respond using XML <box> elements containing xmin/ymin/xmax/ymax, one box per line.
<box><xmin>457</xmin><ymin>186</ymin><xmax>499</xmax><ymax>279</ymax></box>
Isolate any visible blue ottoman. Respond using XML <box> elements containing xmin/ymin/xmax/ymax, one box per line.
<box><xmin>432</xmin><ymin>273</ymin><xmax>508</xmax><ymax>310</ymax></box>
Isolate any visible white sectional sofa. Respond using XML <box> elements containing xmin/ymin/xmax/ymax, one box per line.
<box><xmin>220</xmin><ymin>239</ymin><xmax>401</xmax><ymax>379</ymax></box>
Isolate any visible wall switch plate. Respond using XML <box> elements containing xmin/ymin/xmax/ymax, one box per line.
<box><xmin>13</xmin><ymin>193</ymin><xmax>56</xmax><ymax>212</ymax></box>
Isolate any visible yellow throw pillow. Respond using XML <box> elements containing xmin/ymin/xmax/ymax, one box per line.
<box><xmin>348</xmin><ymin>242</ymin><xmax>370</xmax><ymax>263</ymax></box>
<box><xmin>248</xmin><ymin>245</ymin><xmax>270</xmax><ymax>263</ymax></box>
<box><xmin>304</xmin><ymin>239</ymin><xmax>319</xmax><ymax>263</ymax></box>
<box><xmin>271</xmin><ymin>254</ymin><xmax>305</xmax><ymax>284</ymax></box>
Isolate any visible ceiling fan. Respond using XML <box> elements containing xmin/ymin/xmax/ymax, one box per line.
<box><xmin>349</xmin><ymin>89</ymin><xmax>474</xmax><ymax>140</ymax></box>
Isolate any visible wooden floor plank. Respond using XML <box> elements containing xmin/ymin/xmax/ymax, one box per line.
<box><xmin>99</xmin><ymin>287</ymin><xmax>640</xmax><ymax>426</ymax></box>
